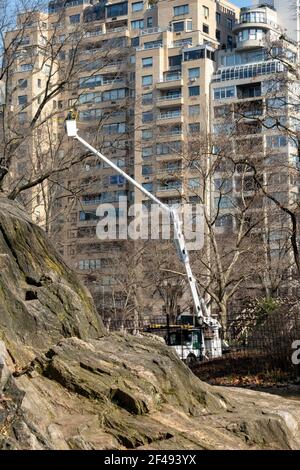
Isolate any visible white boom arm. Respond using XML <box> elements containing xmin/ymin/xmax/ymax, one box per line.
<box><xmin>65</xmin><ymin>119</ymin><xmax>211</xmax><ymax>323</ymax></box>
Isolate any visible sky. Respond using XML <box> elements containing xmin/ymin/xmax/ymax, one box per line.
<box><xmin>231</xmin><ymin>0</ymin><xmax>253</xmax><ymax>6</ymax></box>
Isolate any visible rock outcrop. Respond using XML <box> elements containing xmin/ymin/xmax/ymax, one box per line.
<box><xmin>0</xmin><ymin>198</ymin><xmax>105</xmax><ymax>366</ymax></box>
<box><xmin>0</xmin><ymin>197</ymin><xmax>300</xmax><ymax>450</ymax></box>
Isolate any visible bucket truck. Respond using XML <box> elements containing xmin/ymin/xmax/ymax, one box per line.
<box><xmin>65</xmin><ymin>118</ymin><xmax>222</xmax><ymax>360</ymax></box>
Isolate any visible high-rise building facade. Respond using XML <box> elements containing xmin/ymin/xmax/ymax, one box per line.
<box><xmin>4</xmin><ymin>0</ymin><xmax>240</xmax><ymax>319</ymax></box>
<box><xmin>5</xmin><ymin>0</ymin><xmax>299</xmax><ymax>319</ymax></box>
<box><xmin>211</xmin><ymin>2</ymin><xmax>299</xmax><ymax>299</ymax></box>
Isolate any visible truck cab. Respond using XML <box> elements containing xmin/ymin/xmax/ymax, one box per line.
<box><xmin>167</xmin><ymin>327</ymin><xmax>203</xmax><ymax>365</ymax></box>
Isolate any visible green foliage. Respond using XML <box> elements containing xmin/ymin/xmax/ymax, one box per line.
<box><xmin>254</xmin><ymin>297</ymin><xmax>282</xmax><ymax>323</ymax></box>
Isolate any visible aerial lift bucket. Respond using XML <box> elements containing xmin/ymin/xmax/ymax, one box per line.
<box><xmin>66</xmin><ymin>119</ymin><xmax>77</xmax><ymax>137</ymax></box>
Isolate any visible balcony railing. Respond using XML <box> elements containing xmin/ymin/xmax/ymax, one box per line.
<box><xmin>158</xmin><ymin>73</ymin><xmax>182</xmax><ymax>83</ymax></box>
<box><xmin>136</xmin><ymin>42</ymin><xmax>163</xmax><ymax>51</ymax></box>
<box><xmin>157</xmin><ymin>184</ymin><xmax>182</xmax><ymax>192</ymax></box>
<box><xmin>102</xmin><ymin>78</ymin><xmax>126</xmax><ymax>85</ymax></box>
<box><xmin>156</xmin><ymin>167</ymin><xmax>183</xmax><ymax>175</ymax></box>
<box><xmin>106</xmin><ymin>26</ymin><xmax>128</xmax><ymax>34</ymax></box>
<box><xmin>84</xmin><ymin>29</ymin><xmax>104</xmax><ymax>38</ymax></box>
<box><xmin>161</xmin><ymin>130</ymin><xmax>183</xmax><ymax>136</ymax></box>
<box><xmin>158</xmin><ymin>94</ymin><xmax>182</xmax><ymax>101</ymax></box>
<box><xmin>140</xmin><ymin>27</ymin><xmax>169</xmax><ymax>35</ymax></box>
<box><xmin>158</xmin><ymin>110</ymin><xmax>181</xmax><ymax>120</ymax></box>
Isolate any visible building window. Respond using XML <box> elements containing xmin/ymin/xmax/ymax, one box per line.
<box><xmin>156</xmin><ymin>141</ymin><xmax>182</xmax><ymax>154</ymax></box>
<box><xmin>144</xmin><ymin>39</ymin><xmax>162</xmax><ymax>49</ymax></box>
<box><xmin>142</xmin><ymin>92</ymin><xmax>153</xmax><ymax>104</ymax></box>
<box><xmin>69</xmin><ymin>14</ymin><xmax>80</xmax><ymax>24</ymax></box>
<box><xmin>216</xmin><ymin>12</ymin><xmax>221</xmax><ymax>24</ymax></box>
<box><xmin>189</xmin><ymin>104</ymin><xmax>200</xmax><ymax>116</ymax></box>
<box><xmin>203</xmin><ymin>6</ymin><xmax>209</xmax><ymax>18</ymax></box>
<box><xmin>189</xmin><ymin>123</ymin><xmax>200</xmax><ymax>133</ymax></box>
<box><xmin>213</xmin><ymin>86</ymin><xmax>235</xmax><ymax>100</ymax></box>
<box><xmin>266</xmin><ymin>135</ymin><xmax>288</xmax><ymax>148</ymax></box>
<box><xmin>142</xmin><ymin>75</ymin><xmax>153</xmax><ymax>86</ymax></box>
<box><xmin>189</xmin><ymin>86</ymin><xmax>200</xmax><ymax>97</ymax></box>
<box><xmin>18</xmin><ymin>112</ymin><xmax>27</xmax><ymax>124</ymax></box>
<box><xmin>102</xmin><ymin>88</ymin><xmax>126</xmax><ymax>101</ymax></box>
<box><xmin>227</xmin><ymin>18</ymin><xmax>233</xmax><ymax>29</ymax></box>
<box><xmin>102</xmin><ymin>123</ymin><xmax>126</xmax><ymax>134</ymax></box>
<box><xmin>106</xmin><ymin>2</ymin><xmax>128</xmax><ymax>18</ymax></box>
<box><xmin>131</xmin><ymin>36</ymin><xmax>140</xmax><ymax>47</ymax></box>
<box><xmin>78</xmin><ymin>259</ymin><xmax>110</xmax><ymax>270</ymax></box>
<box><xmin>82</xmin><ymin>194</ymin><xmax>102</xmax><ymax>205</ymax></box>
<box><xmin>142</xmin><ymin>165</ymin><xmax>153</xmax><ymax>175</ymax></box>
<box><xmin>18</xmin><ymin>95</ymin><xmax>27</xmax><ymax>107</ymax></box>
<box><xmin>142</xmin><ymin>182</ymin><xmax>153</xmax><ymax>192</ymax></box>
<box><xmin>188</xmin><ymin>67</ymin><xmax>200</xmax><ymax>79</ymax></box>
<box><xmin>216</xmin><ymin>29</ymin><xmax>221</xmax><ymax>41</ymax></box>
<box><xmin>142</xmin><ymin>111</ymin><xmax>153</xmax><ymax>122</ymax></box>
<box><xmin>173</xmin><ymin>21</ymin><xmax>184</xmax><ymax>32</ymax></box>
<box><xmin>188</xmin><ymin>178</ymin><xmax>200</xmax><ymax>189</ymax></box>
<box><xmin>238</xmin><ymin>28</ymin><xmax>264</xmax><ymax>42</ymax></box>
<box><xmin>174</xmin><ymin>5</ymin><xmax>189</xmax><ymax>16</ymax></box>
<box><xmin>142</xmin><ymin>57</ymin><xmax>153</xmax><ymax>67</ymax></box>
<box><xmin>131</xmin><ymin>19</ymin><xmax>144</xmax><ymax>29</ymax></box>
<box><xmin>169</xmin><ymin>55</ymin><xmax>182</xmax><ymax>67</ymax></box>
<box><xmin>227</xmin><ymin>35</ymin><xmax>233</xmax><ymax>47</ymax></box>
<box><xmin>132</xmin><ymin>1</ymin><xmax>143</xmax><ymax>12</ymax></box>
<box><xmin>18</xmin><ymin>79</ymin><xmax>27</xmax><ymax>89</ymax></box>
<box><xmin>184</xmin><ymin>48</ymin><xmax>205</xmax><ymax>61</ymax></box>
<box><xmin>20</xmin><ymin>63</ymin><xmax>33</xmax><ymax>72</ymax></box>
<box><xmin>142</xmin><ymin>129</ymin><xmax>153</xmax><ymax>140</ymax></box>
<box><xmin>79</xmin><ymin>75</ymin><xmax>102</xmax><ymax>88</ymax></box>
<box><xmin>215</xmin><ymin>196</ymin><xmax>234</xmax><ymax>209</ymax></box>
<box><xmin>79</xmin><ymin>91</ymin><xmax>102</xmax><ymax>104</ymax></box>
<box><xmin>110</xmin><ymin>175</ymin><xmax>125</xmax><ymax>185</ymax></box>
<box><xmin>142</xmin><ymin>146</ymin><xmax>153</xmax><ymax>157</ymax></box>
<box><xmin>79</xmin><ymin>211</ymin><xmax>98</xmax><ymax>222</ymax></box>
<box><xmin>215</xmin><ymin>214</ymin><xmax>233</xmax><ymax>228</ymax></box>
<box><xmin>79</xmin><ymin>108</ymin><xmax>102</xmax><ymax>121</ymax></box>
<box><xmin>147</xmin><ymin>16</ymin><xmax>153</xmax><ymax>28</ymax></box>
<box><xmin>203</xmin><ymin>23</ymin><xmax>209</xmax><ymax>34</ymax></box>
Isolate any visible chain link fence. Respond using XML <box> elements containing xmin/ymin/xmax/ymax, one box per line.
<box><xmin>103</xmin><ymin>309</ymin><xmax>300</xmax><ymax>376</ymax></box>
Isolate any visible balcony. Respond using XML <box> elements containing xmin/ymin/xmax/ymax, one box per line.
<box><xmin>156</xmin><ymin>93</ymin><xmax>183</xmax><ymax>107</ymax></box>
<box><xmin>157</xmin><ymin>109</ymin><xmax>183</xmax><ymax>125</ymax></box>
<box><xmin>140</xmin><ymin>27</ymin><xmax>170</xmax><ymax>36</ymax></box>
<box><xmin>155</xmin><ymin>167</ymin><xmax>183</xmax><ymax>178</ymax></box>
<box><xmin>136</xmin><ymin>42</ymin><xmax>163</xmax><ymax>51</ymax></box>
<box><xmin>84</xmin><ymin>30</ymin><xmax>104</xmax><ymax>38</ymax></box>
<box><xmin>156</xmin><ymin>182</ymin><xmax>183</xmax><ymax>196</ymax></box>
<box><xmin>105</xmin><ymin>26</ymin><xmax>128</xmax><ymax>34</ymax></box>
<box><xmin>156</xmin><ymin>73</ymin><xmax>183</xmax><ymax>89</ymax></box>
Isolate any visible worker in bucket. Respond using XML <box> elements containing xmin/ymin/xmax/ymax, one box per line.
<box><xmin>66</xmin><ymin>107</ymin><xmax>78</xmax><ymax>121</ymax></box>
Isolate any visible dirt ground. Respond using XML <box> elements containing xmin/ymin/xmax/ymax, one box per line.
<box><xmin>191</xmin><ymin>351</ymin><xmax>300</xmax><ymax>399</ymax></box>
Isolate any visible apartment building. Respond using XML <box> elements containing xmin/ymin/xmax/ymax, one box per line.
<box><xmin>4</xmin><ymin>0</ymin><xmax>242</xmax><ymax>319</ymax></box>
<box><xmin>210</xmin><ymin>2</ymin><xmax>300</xmax><ymax>298</ymax></box>
<box><xmin>134</xmin><ymin>0</ymin><xmax>238</xmax><ymax>210</ymax></box>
